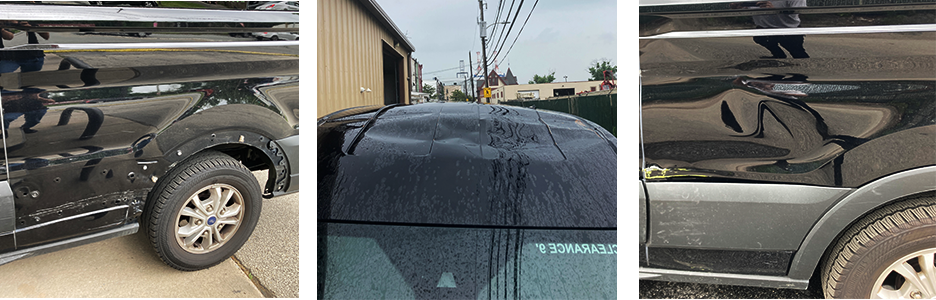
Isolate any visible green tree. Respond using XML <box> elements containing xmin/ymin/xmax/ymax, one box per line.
<box><xmin>588</xmin><ymin>59</ymin><xmax>617</xmax><ymax>81</ymax></box>
<box><xmin>450</xmin><ymin>89</ymin><xmax>474</xmax><ymax>102</ymax></box>
<box><xmin>528</xmin><ymin>72</ymin><xmax>556</xmax><ymax>84</ymax></box>
<box><xmin>422</xmin><ymin>83</ymin><xmax>437</xmax><ymax>99</ymax></box>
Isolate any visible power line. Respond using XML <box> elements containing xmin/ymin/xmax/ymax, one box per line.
<box><xmin>490</xmin><ymin>0</ymin><xmax>516</xmax><ymax>60</ymax></box>
<box><xmin>490</xmin><ymin>0</ymin><xmax>538</xmax><ymax>68</ymax></box>
<box><xmin>423</xmin><ymin>66</ymin><xmax>461</xmax><ymax>75</ymax></box>
<box><xmin>485</xmin><ymin>0</ymin><xmax>524</xmax><ymax>72</ymax></box>
<box><xmin>487</xmin><ymin>0</ymin><xmax>504</xmax><ymax>49</ymax></box>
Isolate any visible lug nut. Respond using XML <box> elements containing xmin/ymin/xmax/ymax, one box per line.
<box><xmin>911</xmin><ymin>291</ymin><xmax>922</xmax><ymax>299</ymax></box>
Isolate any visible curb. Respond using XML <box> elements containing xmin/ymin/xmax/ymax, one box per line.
<box><xmin>232</xmin><ymin>255</ymin><xmax>277</xmax><ymax>298</ymax></box>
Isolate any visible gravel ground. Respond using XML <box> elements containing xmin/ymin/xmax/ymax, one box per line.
<box><xmin>235</xmin><ymin>171</ymin><xmax>300</xmax><ymax>298</ymax></box>
<box><xmin>639</xmin><ymin>280</ymin><xmax>823</xmax><ymax>299</ymax></box>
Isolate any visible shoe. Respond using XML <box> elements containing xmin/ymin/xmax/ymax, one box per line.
<box><xmin>22</xmin><ymin>128</ymin><xmax>37</xmax><ymax>134</ymax></box>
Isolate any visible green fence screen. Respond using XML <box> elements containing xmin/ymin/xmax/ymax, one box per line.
<box><xmin>500</xmin><ymin>90</ymin><xmax>617</xmax><ymax>136</ymax></box>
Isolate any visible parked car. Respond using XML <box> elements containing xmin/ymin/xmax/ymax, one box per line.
<box><xmin>0</xmin><ymin>3</ymin><xmax>299</xmax><ymax>271</ymax></box>
<box><xmin>638</xmin><ymin>0</ymin><xmax>935</xmax><ymax>298</ymax></box>
<box><xmin>254</xmin><ymin>1</ymin><xmax>297</xmax><ymax>11</ymax></box>
<box><xmin>254</xmin><ymin>31</ymin><xmax>298</xmax><ymax>40</ymax></box>
<box><xmin>318</xmin><ymin>103</ymin><xmax>617</xmax><ymax>298</ymax></box>
<box><xmin>90</xmin><ymin>1</ymin><xmax>158</xmax><ymax>7</ymax></box>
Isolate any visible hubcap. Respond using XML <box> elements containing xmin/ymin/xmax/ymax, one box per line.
<box><xmin>873</xmin><ymin>248</ymin><xmax>936</xmax><ymax>299</ymax></box>
<box><xmin>174</xmin><ymin>183</ymin><xmax>245</xmax><ymax>254</ymax></box>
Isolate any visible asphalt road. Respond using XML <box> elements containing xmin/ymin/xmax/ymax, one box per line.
<box><xmin>639</xmin><ymin>280</ymin><xmax>823</xmax><ymax>299</ymax></box>
<box><xmin>0</xmin><ymin>171</ymin><xmax>299</xmax><ymax>298</ymax></box>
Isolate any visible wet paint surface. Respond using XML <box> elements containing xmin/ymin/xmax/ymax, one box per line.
<box><xmin>318</xmin><ymin>103</ymin><xmax>617</xmax><ymax>228</ymax></box>
<box><xmin>318</xmin><ymin>103</ymin><xmax>617</xmax><ymax>299</ymax></box>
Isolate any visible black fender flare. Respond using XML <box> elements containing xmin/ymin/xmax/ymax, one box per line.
<box><xmin>787</xmin><ymin>166</ymin><xmax>936</xmax><ymax>280</ymax></box>
<box><xmin>160</xmin><ymin>130</ymin><xmax>290</xmax><ymax>197</ymax></box>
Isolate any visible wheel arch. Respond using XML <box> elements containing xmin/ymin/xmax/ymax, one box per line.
<box><xmin>787</xmin><ymin>166</ymin><xmax>936</xmax><ymax>281</ymax></box>
<box><xmin>159</xmin><ymin>130</ymin><xmax>291</xmax><ymax>199</ymax></box>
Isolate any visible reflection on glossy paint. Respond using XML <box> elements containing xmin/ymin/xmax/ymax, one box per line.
<box><xmin>640</xmin><ymin>0</ymin><xmax>936</xmax><ymax>278</ymax></box>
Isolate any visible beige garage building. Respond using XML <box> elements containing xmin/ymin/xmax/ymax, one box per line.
<box><xmin>317</xmin><ymin>0</ymin><xmax>415</xmax><ymax>117</ymax></box>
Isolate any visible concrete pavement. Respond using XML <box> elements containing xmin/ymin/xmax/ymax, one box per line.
<box><xmin>236</xmin><ymin>171</ymin><xmax>301</xmax><ymax>298</ymax></box>
<box><xmin>299</xmin><ymin>190</ymin><xmax>318</xmax><ymax>300</ymax></box>
<box><xmin>0</xmin><ymin>171</ymin><xmax>299</xmax><ymax>298</ymax></box>
<box><xmin>0</xmin><ymin>229</ymin><xmax>262</xmax><ymax>297</ymax></box>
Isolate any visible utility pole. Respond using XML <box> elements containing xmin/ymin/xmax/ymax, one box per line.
<box><xmin>456</xmin><ymin>60</ymin><xmax>469</xmax><ymax>102</ymax></box>
<box><xmin>478</xmin><ymin>0</ymin><xmax>488</xmax><ymax>104</ymax></box>
<box><xmin>434</xmin><ymin>77</ymin><xmax>443</xmax><ymax>101</ymax></box>
<box><xmin>469</xmin><ymin>51</ymin><xmax>475</xmax><ymax>100</ymax></box>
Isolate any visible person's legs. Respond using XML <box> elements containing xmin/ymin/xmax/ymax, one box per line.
<box><xmin>753</xmin><ymin>35</ymin><xmax>787</xmax><ymax>58</ymax></box>
<box><xmin>778</xmin><ymin>35</ymin><xmax>809</xmax><ymax>58</ymax></box>
<box><xmin>18</xmin><ymin>57</ymin><xmax>44</xmax><ymax>72</ymax></box>
<box><xmin>0</xmin><ymin>60</ymin><xmax>20</xmax><ymax>73</ymax></box>
<box><xmin>22</xmin><ymin>108</ymin><xmax>47</xmax><ymax>133</ymax></box>
<box><xmin>3</xmin><ymin>112</ymin><xmax>24</xmax><ymax>130</ymax></box>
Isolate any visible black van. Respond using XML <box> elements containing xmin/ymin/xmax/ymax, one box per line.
<box><xmin>318</xmin><ymin>103</ymin><xmax>618</xmax><ymax>298</ymax></box>
<box><xmin>638</xmin><ymin>0</ymin><xmax>935</xmax><ymax>298</ymax></box>
<box><xmin>0</xmin><ymin>2</ymin><xmax>299</xmax><ymax>271</ymax></box>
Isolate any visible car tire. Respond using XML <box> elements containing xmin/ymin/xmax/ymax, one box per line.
<box><xmin>271</xmin><ymin>35</ymin><xmax>279</xmax><ymax>41</ymax></box>
<box><xmin>143</xmin><ymin>150</ymin><xmax>262</xmax><ymax>271</ymax></box>
<box><xmin>821</xmin><ymin>195</ymin><xmax>936</xmax><ymax>298</ymax></box>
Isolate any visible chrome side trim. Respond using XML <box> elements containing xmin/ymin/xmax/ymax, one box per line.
<box><xmin>0</xmin><ymin>5</ymin><xmax>298</xmax><ymax>23</ymax></box>
<box><xmin>0</xmin><ymin>223</ymin><xmax>137</xmax><ymax>266</ymax></box>
<box><xmin>2</xmin><ymin>41</ymin><xmax>300</xmax><ymax>51</ymax></box>
<box><xmin>0</xmin><ymin>99</ymin><xmax>7</xmax><ymax>183</ymax></box>
<box><xmin>14</xmin><ymin>205</ymin><xmax>128</xmax><ymax>234</ymax></box>
<box><xmin>639</xmin><ymin>267</ymin><xmax>809</xmax><ymax>289</ymax></box>
<box><xmin>640</xmin><ymin>24</ymin><xmax>936</xmax><ymax>39</ymax></box>
<box><xmin>787</xmin><ymin>166</ymin><xmax>936</xmax><ymax>280</ymax></box>
<box><xmin>638</xmin><ymin>180</ymin><xmax>647</xmax><ymax>245</ymax></box>
<box><xmin>639</xmin><ymin>0</ymin><xmax>727</xmax><ymax>6</ymax></box>
<box><xmin>0</xmin><ymin>181</ymin><xmax>13</xmax><ymax>235</ymax></box>
<box><xmin>638</xmin><ymin>72</ymin><xmax>645</xmax><ymax>173</ymax></box>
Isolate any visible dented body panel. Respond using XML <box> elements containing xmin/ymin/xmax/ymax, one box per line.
<box><xmin>0</xmin><ymin>3</ymin><xmax>298</xmax><ymax>263</ymax></box>
<box><xmin>639</xmin><ymin>0</ymin><xmax>936</xmax><ymax>289</ymax></box>
<box><xmin>318</xmin><ymin>103</ymin><xmax>618</xmax><ymax>298</ymax></box>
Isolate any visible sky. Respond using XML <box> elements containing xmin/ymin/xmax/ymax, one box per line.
<box><xmin>377</xmin><ymin>0</ymin><xmax>617</xmax><ymax>88</ymax></box>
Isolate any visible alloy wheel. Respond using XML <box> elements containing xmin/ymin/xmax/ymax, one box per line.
<box><xmin>174</xmin><ymin>183</ymin><xmax>245</xmax><ymax>254</ymax></box>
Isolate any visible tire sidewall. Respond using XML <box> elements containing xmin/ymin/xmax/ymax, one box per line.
<box><xmin>835</xmin><ymin>223</ymin><xmax>936</xmax><ymax>298</ymax></box>
<box><xmin>156</xmin><ymin>168</ymin><xmax>262</xmax><ymax>270</ymax></box>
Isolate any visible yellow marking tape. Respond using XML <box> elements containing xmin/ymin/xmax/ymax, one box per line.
<box><xmin>644</xmin><ymin>167</ymin><xmax>708</xmax><ymax>180</ymax></box>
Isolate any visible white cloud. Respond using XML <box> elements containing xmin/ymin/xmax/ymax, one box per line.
<box><xmin>379</xmin><ymin>0</ymin><xmax>616</xmax><ymax>83</ymax></box>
